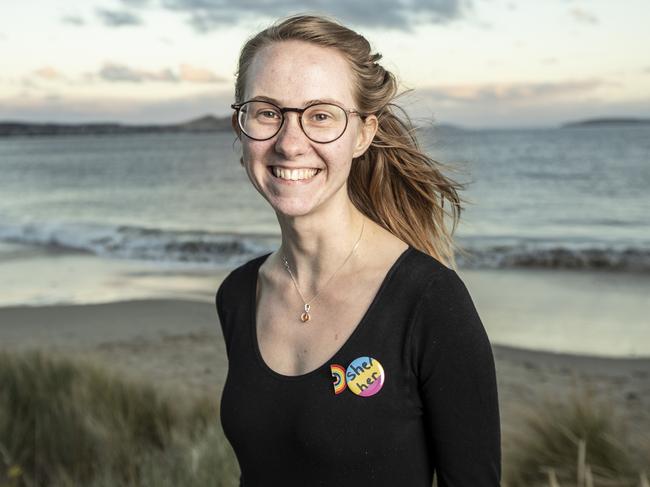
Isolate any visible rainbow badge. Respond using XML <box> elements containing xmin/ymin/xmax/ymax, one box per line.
<box><xmin>330</xmin><ymin>364</ymin><xmax>347</xmax><ymax>395</ymax></box>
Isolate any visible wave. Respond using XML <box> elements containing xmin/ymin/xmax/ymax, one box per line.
<box><xmin>456</xmin><ymin>236</ymin><xmax>650</xmax><ymax>273</ymax></box>
<box><xmin>0</xmin><ymin>219</ymin><xmax>278</xmax><ymax>268</ymax></box>
<box><xmin>1</xmin><ymin>219</ymin><xmax>649</xmax><ymax>273</ymax></box>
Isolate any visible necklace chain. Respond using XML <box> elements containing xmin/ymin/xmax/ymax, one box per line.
<box><xmin>282</xmin><ymin>218</ymin><xmax>365</xmax><ymax>322</ymax></box>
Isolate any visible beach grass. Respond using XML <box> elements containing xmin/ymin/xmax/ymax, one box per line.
<box><xmin>0</xmin><ymin>350</ymin><xmax>239</xmax><ymax>487</ymax></box>
<box><xmin>502</xmin><ymin>385</ymin><xmax>649</xmax><ymax>487</ymax></box>
<box><xmin>1</xmin><ymin>349</ymin><xmax>648</xmax><ymax>487</ymax></box>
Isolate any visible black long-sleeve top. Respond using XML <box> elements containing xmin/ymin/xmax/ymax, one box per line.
<box><xmin>215</xmin><ymin>245</ymin><xmax>501</xmax><ymax>486</ymax></box>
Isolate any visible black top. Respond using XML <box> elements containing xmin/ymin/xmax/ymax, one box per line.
<box><xmin>215</xmin><ymin>246</ymin><xmax>501</xmax><ymax>486</ymax></box>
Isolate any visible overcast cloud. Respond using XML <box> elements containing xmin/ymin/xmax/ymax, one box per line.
<box><xmin>95</xmin><ymin>62</ymin><xmax>228</xmax><ymax>83</ymax></box>
<box><xmin>150</xmin><ymin>0</ymin><xmax>472</xmax><ymax>32</ymax></box>
<box><xmin>95</xmin><ymin>8</ymin><xmax>143</xmax><ymax>26</ymax></box>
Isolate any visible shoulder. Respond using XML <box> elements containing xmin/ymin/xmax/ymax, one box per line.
<box><xmin>386</xmin><ymin>246</ymin><xmax>471</xmax><ymax>327</ymax></box>
<box><xmin>411</xmin><ymin>259</ymin><xmax>481</xmax><ymax>339</ymax></box>
<box><xmin>410</xmin><ymin>246</ymin><xmax>451</xmax><ymax>275</ymax></box>
<box><xmin>395</xmin><ymin>246</ymin><xmax>456</xmax><ymax>298</ymax></box>
<box><xmin>401</xmin><ymin>246</ymin><xmax>473</xmax><ymax>311</ymax></box>
<box><xmin>393</xmin><ymin>245</ymin><xmax>451</xmax><ymax>281</ymax></box>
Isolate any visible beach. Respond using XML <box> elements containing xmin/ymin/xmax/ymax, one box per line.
<box><xmin>1</xmin><ymin>292</ymin><xmax>649</xmax><ymax>465</ymax></box>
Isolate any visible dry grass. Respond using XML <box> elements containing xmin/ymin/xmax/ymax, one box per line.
<box><xmin>0</xmin><ymin>350</ymin><xmax>239</xmax><ymax>487</ymax></box>
<box><xmin>503</xmin><ymin>385</ymin><xmax>649</xmax><ymax>487</ymax></box>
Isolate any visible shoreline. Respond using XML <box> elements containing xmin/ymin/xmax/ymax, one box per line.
<box><xmin>2</xmin><ymin>239</ymin><xmax>649</xmax><ymax>357</ymax></box>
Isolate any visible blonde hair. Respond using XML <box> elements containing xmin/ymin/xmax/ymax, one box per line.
<box><xmin>233</xmin><ymin>13</ymin><xmax>470</xmax><ymax>269</ymax></box>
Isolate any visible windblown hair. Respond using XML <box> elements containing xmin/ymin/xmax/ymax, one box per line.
<box><xmin>233</xmin><ymin>13</ymin><xmax>471</xmax><ymax>269</ymax></box>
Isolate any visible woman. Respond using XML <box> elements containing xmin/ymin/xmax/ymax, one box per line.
<box><xmin>216</xmin><ymin>13</ymin><xmax>501</xmax><ymax>486</ymax></box>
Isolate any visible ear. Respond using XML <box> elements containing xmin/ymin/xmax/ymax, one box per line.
<box><xmin>352</xmin><ymin>114</ymin><xmax>378</xmax><ymax>158</ymax></box>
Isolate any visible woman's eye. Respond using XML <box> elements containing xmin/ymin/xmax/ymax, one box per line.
<box><xmin>258</xmin><ymin>110</ymin><xmax>279</xmax><ymax>119</ymax></box>
<box><xmin>312</xmin><ymin>113</ymin><xmax>331</xmax><ymax>122</ymax></box>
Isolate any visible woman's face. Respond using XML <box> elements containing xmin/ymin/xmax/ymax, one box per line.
<box><xmin>234</xmin><ymin>40</ymin><xmax>376</xmax><ymax>218</ymax></box>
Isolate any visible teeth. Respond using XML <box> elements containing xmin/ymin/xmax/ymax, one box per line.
<box><xmin>272</xmin><ymin>167</ymin><xmax>320</xmax><ymax>180</ymax></box>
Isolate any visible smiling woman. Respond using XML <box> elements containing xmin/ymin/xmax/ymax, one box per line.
<box><xmin>216</xmin><ymin>13</ymin><xmax>501</xmax><ymax>487</ymax></box>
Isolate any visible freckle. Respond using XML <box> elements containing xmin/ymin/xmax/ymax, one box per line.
<box><xmin>334</xmin><ymin>333</ymin><xmax>339</xmax><ymax>341</ymax></box>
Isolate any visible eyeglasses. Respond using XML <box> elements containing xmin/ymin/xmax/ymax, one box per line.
<box><xmin>231</xmin><ymin>100</ymin><xmax>367</xmax><ymax>144</ymax></box>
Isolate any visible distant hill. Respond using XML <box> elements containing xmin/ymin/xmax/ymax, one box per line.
<box><xmin>562</xmin><ymin>117</ymin><xmax>650</xmax><ymax>128</ymax></box>
<box><xmin>0</xmin><ymin>114</ymin><xmax>232</xmax><ymax>137</ymax></box>
<box><xmin>0</xmin><ymin>115</ymin><xmax>469</xmax><ymax>137</ymax></box>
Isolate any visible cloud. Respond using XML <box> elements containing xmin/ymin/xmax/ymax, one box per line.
<box><xmin>93</xmin><ymin>62</ymin><xmax>227</xmax><ymax>84</ymax></box>
<box><xmin>20</xmin><ymin>78</ymin><xmax>37</xmax><ymax>89</ymax></box>
<box><xmin>43</xmin><ymin>93</ymin><xmax>63</xmax><ymax>102</ymax></box>
<box><xmin>570</xmin><ymin>8</ymin><xmax>598</xmax><ymax>25</ymax></box>
<box><xmin>95</xmin><ymin>8</ymin><xmax>143</xmax><ymax>27</ymax></box>
<box><xmin>158</xmin><ymin>0</ymin><xmax>472</xmax><ymax>33</ymax></box>
<box><xmin>417</xmin><ymin>78</ymin><xmax>604</xmax><ymax>104</ymax></box>
<box><xmin>0</xmin><ymin>90</ymin><xmax>235</xmax><ymax>124</ymax></box>
<box><xmin>179</xmin><ymin>64</ymin><xmax>228</xmax><ymax>83</ymax></box>
<box><xmin>391</xmin><ymin>89</ymin><xmax>650</xmax><ymax>130</ymax></box>
<box><xmin>120</xmin><ymin>0</ymin><xmax>151</xmax><ymax>6</ymax></box>
<box><xmin>33</xmin><ymin>67</ymin><xmax>66</xmax><ymax>81</ymax></box>
<box><xmin>61</xmin><ymin>15</ymin><xmax>85</xmax><ymax>26</ymax></box>
<box><xmin>98</xmin><ymin>63</ymin><xmax>177</xmax><ymax>82</ymax></box>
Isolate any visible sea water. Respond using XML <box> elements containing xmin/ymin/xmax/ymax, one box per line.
<box><xmin>0</xmin><ymin>125</ymin><xmax>648</xmax><ymax>356</ymax></box>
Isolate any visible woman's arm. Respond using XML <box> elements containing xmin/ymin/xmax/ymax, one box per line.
<box><xmin>410</xmin><ymin>268</ymin><xmax>501</xmax><ymax>486</ymax></box>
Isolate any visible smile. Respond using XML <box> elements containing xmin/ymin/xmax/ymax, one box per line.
<box><xmin>268</xmin><ymin>166</ymin><xmax>323</xmax><ymax>183</ymax></box>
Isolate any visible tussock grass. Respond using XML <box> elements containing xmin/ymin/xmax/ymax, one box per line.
<box><xmin>0</xmin><ymin>350</ymin><xmax>239</xmax><ymax>487</ymax></box>
<box><xmin>503</xmin><ymin>385</ymin><xmax>649</xmax><ymax>487</ymax></box>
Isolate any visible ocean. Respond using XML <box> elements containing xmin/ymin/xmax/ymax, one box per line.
<box><xmin>1</xmin><ymin>125</ymin><xmax>648</xmax><ymax>356</ymax></box>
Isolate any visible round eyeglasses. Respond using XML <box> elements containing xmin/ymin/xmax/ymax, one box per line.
<box><xmin>231</xmin><ymin>100</ymin><xmax>367</xmax><ymax>144</ymax></box>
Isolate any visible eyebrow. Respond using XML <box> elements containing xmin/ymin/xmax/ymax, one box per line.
<box><xmin>248</xmin><ymin>95</ymin><xmax>345</xmax><ymax>107</ymax></box>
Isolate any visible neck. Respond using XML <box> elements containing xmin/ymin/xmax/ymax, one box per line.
<box><xmin>276</xmin><ymin>202</ymin><xmax>369</xmax><ymax>294</ymax></box>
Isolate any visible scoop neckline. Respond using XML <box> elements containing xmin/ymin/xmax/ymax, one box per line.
<box><xmin>249</xmin><ymin>245</ymin><xmax>414</xmax><ymax>381</ymax></box>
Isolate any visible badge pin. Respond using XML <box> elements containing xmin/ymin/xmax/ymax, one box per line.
<box><xmin>330</xmin><ymin>364</ymin><xmax>347</xmax><ymax>395</ymax></box>
<box><xmin>330</xmin><ymin>356</ymin><xmax>385</xmax><ymax>397</ymax></box>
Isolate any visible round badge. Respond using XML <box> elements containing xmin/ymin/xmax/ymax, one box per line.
<box><xmin>330</xmin><ymin>364</ymin><xmax>347</xmax><ymax>395</ymax></box>
<box><xmin>345</xmin><ymin>356</ymin><xmax>385</xmax><ymax>397</ymax></box>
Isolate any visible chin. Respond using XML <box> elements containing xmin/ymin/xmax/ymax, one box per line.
<box><xmin>270</xmin><ymin>200</ymin><xmax>319</xmax><ymax>218</ymax></box>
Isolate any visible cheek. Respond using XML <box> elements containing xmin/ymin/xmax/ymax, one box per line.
<box><xmin>322</xmin><ymin>138</ymin><xmax>356</xmax><ymax>167</ymax></box>
<box><xmin>241</xmin><ymin>141</ymin><xmax>268</xmax><ymax>164</ymax></box>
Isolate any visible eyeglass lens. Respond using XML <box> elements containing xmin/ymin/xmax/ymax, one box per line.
<box><xmin>237</xmin><ymin>101</ymin><xmax>347</xmax><ymax>143</ymax></box>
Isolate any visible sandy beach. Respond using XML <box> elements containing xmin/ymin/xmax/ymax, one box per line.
<box><xmin>1</xmin><ymin>296</ymin><xmax>649</xmax><ymax>466</ymax></box>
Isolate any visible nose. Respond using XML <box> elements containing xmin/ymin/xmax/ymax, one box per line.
<box><xmin>274</xmin><ymin>112</ymin><xmax>309</xmax><ymax>158</ymax></box>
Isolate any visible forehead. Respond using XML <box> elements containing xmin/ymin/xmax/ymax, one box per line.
<box><xmin>244</xmin><ymin>40</ymin><xmax>355</xmax><ymax>106</ymax></box>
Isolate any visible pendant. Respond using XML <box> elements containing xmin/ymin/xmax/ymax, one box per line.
<box><xmin>300</xmin><ymin>303</ymin><xmax>311</xmax><ymax>322</ymax></box>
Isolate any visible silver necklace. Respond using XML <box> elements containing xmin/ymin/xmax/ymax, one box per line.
<box><xmin>282</xmin><ymin>219</ymin><xmax>365</xmax><ymax>323</ymax></box>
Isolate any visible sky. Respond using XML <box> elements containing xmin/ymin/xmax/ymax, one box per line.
<box><xmin>0</xmin><ymin>0</ymin><xmax>648</xmax><ymax>129</ymax></box>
